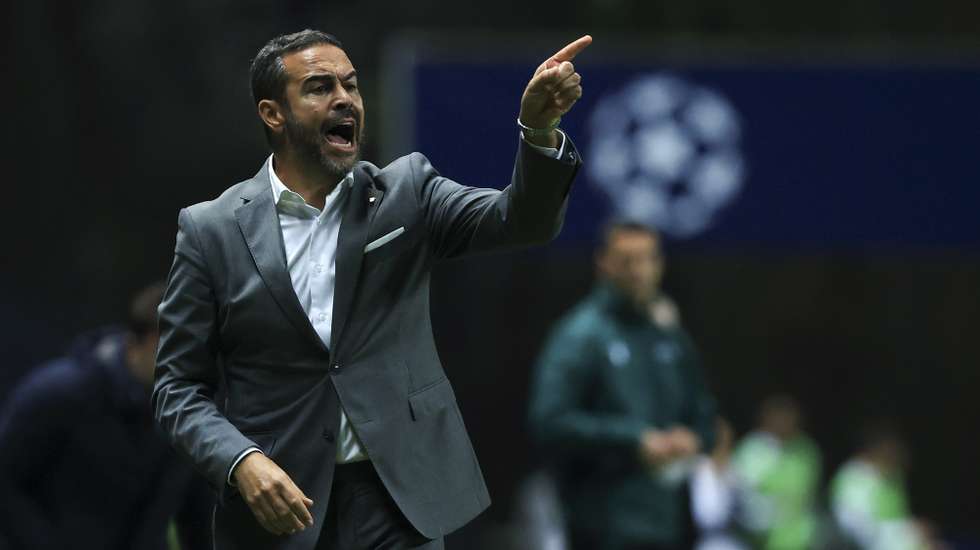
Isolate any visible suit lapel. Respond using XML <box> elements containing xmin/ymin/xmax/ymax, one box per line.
<box><xmin>330</xmin><ymin>167</ymin><xmax>384</xmax><ymax>352</ymax></box>
<box><xmin>234</xmin><ymin>174</ymin><xmax>329</xmax><ymax>354</ymax></box>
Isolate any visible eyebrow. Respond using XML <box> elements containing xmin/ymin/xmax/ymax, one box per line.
<box><xmin>303</xmin><ymin>70</ymin><xmax>357</xmax><ymax>85</ymax></box>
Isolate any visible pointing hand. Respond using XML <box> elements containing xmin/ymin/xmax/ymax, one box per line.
<box><xmin>518</xmin><ymin>35</ymin><xmax>592</xmax><ymax>145</ymax></box>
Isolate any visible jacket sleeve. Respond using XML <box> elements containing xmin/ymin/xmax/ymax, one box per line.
<box><xmin>414</xmin><ymin>135</ymin><xmax>580</xmax><ymax>260</ymax></box>
<box><xmin>151</xmin><ymin>207</ymin><xmax>259</xmax><ymax>503</ymax></box>
<box><xmin>528</xmin><ymin>321</ymin><xmax>648</xmax><ymax>459</ymax></box>
<box><xmin>676</xmin><ymin>330</ymin><xmax>718</xmax><ymax>453</ymax></box>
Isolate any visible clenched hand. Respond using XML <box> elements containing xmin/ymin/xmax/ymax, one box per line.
<box><xmin>233</xmin><ymin>451</ymin><xmax>315</xmax><ymax>535</ymax></box>
<box><xmin>639</xmin><ymin>426</ymin><xmax>701</xmax><ymax>467</ymax></box>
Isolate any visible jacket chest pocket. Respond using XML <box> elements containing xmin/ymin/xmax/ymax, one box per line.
<box><xmin>363</xmin><ymin>223</ymin><xmax>420</xmax><ymax>268</ymax></box>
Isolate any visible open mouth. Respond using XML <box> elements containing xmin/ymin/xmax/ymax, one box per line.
<box><xmin>323</xmin><ymin>120</ymin><xmax>356</xmax><ymax>152</ymax></box>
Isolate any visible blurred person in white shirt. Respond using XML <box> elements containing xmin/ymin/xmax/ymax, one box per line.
<box><xmin>690</xmin><ymin>418</ymin><xmax>748</xmax><ymax>550</ymax></box>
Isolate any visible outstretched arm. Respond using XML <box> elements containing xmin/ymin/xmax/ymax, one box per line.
<box><xmin>419</xmin><ymin>36</ymin><xmax>592</xmax><ymax>259</ymax></box>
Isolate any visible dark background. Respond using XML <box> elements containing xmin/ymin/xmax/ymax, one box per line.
<box><xmin>4</xmin><ymin>0</ymin><xmax>979</xmax><ymax>546</ymax></box>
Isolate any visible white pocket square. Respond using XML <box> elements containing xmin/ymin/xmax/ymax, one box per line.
<box><xmin>364</xmin><ymin>226</ymin><xmax>405</xmax><ymax>253</ymax></box>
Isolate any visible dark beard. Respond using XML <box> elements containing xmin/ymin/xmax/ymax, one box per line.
<box><xmin>283</xmin><ymin>108</ymin><xmax>363</xmax><ymax>180</ymax></box>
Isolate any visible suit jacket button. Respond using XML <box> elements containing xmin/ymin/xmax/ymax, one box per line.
<box><xmin>322</xmin><ymin>430</ymin><xmax>335</xmax><ymax>442</ymax></box>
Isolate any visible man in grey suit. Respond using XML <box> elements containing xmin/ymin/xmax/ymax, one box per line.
<box><xmin>152</xmin><ymin>29</ymin><xmax>590</xmax><ymax>549</ymax></box>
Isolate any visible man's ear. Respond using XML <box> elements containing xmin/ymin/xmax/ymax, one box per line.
<box><xmin>258</xmin><ymin>99</ymin><xmax>286</xmax><ymax>136</ymax></box>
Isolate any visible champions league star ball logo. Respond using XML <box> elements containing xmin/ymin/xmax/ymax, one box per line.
<box><xmin>587</xmin><ymin>74</ymin><xmax>746</xmax><ymax>238</ymax></box>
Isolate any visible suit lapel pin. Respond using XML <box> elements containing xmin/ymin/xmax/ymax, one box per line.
<box><xmin>368</xmin><ymin>196</ymin><xmax>376</xmax><ymax>204</ymax></box>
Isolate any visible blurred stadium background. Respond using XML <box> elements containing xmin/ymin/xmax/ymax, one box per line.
<box><xmin>4</xmin><ymin>0</ymin><xmax>979</xmax><ymax>547</ymax></box>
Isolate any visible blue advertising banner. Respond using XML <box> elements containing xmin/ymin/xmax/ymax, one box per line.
<box><xmin>398</xmin><ymin>55</ymin><xmax>980</xmax><ymax>249</ymax></box>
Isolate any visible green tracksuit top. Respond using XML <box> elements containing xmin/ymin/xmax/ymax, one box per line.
<box><xmin>529</xmin><ymin>283</ymin><xmax>717</xmax><ymax>547</ymax></box>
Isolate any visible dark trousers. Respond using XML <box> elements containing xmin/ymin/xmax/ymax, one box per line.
<box><xmin>315</xmin><ymin>461</ymin><xmax>443</xmax><ymax>550</ymax></box>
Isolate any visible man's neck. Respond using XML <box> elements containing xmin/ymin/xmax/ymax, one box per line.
<box><xmin>272</xmin><ymin>150</ymin><xmax>344</xmax><ymax>210</ymax></box>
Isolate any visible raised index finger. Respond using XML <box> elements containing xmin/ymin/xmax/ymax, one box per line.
<box><xmin>551</xmin><ymin>35</ymin><xmax>592</xmax><ymax>63</ymax></box>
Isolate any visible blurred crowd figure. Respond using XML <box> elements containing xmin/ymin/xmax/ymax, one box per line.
<box><xmin>0</xmin><ymin>283</ymin><xmax>211</xmax><ymax>550</ymax></box>
<box><xmin>828</xmin><ymin>422</ymin><xmax>940</xmax><ymax>550</ymax></box>
<box><xmin>689</xmin><ymin>418</ymin><xmax>746</xmax><ymax>550</ymax></box>
<box><xmin>686</xmin><ymin>405</ymin><xmax>944</xmax><ymax>550</ymax></box>
<box><xmin>529</xmin><ymin>221</ymin><xmax>718</xmax><ymax>550</ymax></box>
<box><xmin>731</xmin><ymin>395</ymin><xmax>822</xmax><ymax>550</ymax></box>
<box><xmin>526</xmin><ymin>220</ymin><xmax>943</xmax><ymax>550</ymax></box>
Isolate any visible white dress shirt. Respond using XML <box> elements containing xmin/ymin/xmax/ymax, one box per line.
<box><xmin>228</xmin><ymin>133</ymin><xmax>564</xmax><ymax>485</ymax></box>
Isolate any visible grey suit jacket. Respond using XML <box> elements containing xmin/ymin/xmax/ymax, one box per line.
<box><xmin>151</xmin><ymin>137</ymin><xmax>580</xmax><ymax>549</ymax></box>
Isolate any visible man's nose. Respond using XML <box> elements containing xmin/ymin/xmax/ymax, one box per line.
<box><xmin>332</xmin><ymin>83</ymin><xmax>353</xmax><ymax>110</ymax></box>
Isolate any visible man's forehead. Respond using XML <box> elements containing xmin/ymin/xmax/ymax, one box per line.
<box><xmin>610</xmin><ymin>230</ymin><xmax>659</xmax><ymax>249</ymax></box>
<box><xmin>282</xmin><ymin>44</ymin><xmax>354</xmax><ymax>80</ymax></box>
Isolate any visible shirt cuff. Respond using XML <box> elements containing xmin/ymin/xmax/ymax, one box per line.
<box><xmin>227</xmin><ymin>446</ymin><xmax>263</xmax><ymax>486</ymax></box>
<box><xmin>520</xmin><ymin>129</ymin><xmax>567</xmax><ymax>159</ymax></box>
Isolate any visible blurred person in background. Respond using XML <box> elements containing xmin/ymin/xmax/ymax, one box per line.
<box><xmin>0</xmin><ymin>282</ymin><xmax>211</xmax><ymax>550</ymax></box>
<box><xmin>152</xmin><ymin>29</ymin><xmax>589</xmax><ymax>550</ymax></box>
<box><xmin>689</xmin><ymin>418</ymin><xmax>748</xmax><ymax>550</ymax></box>
<box><xmin>829</xmin><ymin>420</ymin><xmax>942</xmax><ymax>550</ymax></box>
<box><xmin>529</xmin><ymin>220</ymin><xmax>717</xmax><ymax>550</ymax></box>
<box><xmin>731</xmin><ymin>394</ymin><xmax>821</xmax><ymax>550</ymax></box>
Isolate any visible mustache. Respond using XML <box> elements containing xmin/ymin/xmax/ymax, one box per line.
<box><xmin>323</xmin><ymin>108</ymin><xmax>359</xmax><ymax>130</ymax></box>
